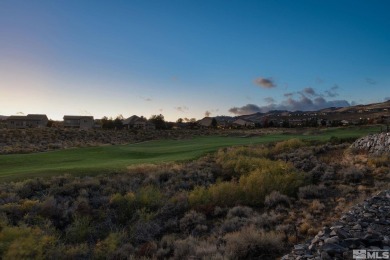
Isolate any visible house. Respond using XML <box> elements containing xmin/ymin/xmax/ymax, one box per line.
<box><xmin>63</xmin><ymin>115</ymin><xmax>94</xmax><ymax>129</ymax></box>
<box><xmin>288</xmin><ymin>119</ymin><xmax>304</xmax><ymax>127</ymax></box>
<box><xmin>7</xmin><ymin>114</ymin><xmax>48</xmax><ymax>128</ymax></box>
<box><xmin>122</xmin><ymin>115</ymin><xmax>155</xmax><ymax>130</ymax></box>
<box><xmin>232</xmin><ymin>118</ymin><xmax>255</xmax><ymax>128</ymax></box>
<box><xmin>198</xmin><ymin>117</ymin><xmax>215</xmax><ymax>128</ymax></box>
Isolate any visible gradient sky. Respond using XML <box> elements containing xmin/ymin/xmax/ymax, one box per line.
<box><xmin>1</xmin><ymin>0</ymin><xmax>389</xmax><ymax>121</ymax></box>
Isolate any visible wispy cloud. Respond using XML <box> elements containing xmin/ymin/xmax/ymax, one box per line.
<box><xmin>264</xmin><ymin>97</ymin><xmax>275</xmax><ymax>104</ymax></box>
<box><xmin>302</xmin><ymin>87</ymin><xmax>317</xmax><ymax>96</ymax></box>
<box><xmin>315</xmin><ymin>77</ymin><xmax>324</xmax><ymax>84</ymax></box>
<box><xmin>366</xmin><ymin>78</ymin><xmax>377</xmax><ymax>85</ymax></box>
<box><xmin>254</xmin><ymin>77</ymin><xmax>276</xmax><ymax>88</ymax></box>
<box><xmin>175</xmin><ymin>106</ymin><xmax>189</xmax><ymax>113</ymax></box>
<box><xmin>140</xmin><ymin>96</ymin><xmax>152</xmax><ymax>102</ymax></box>
<box><xmin>325</xmin><ymin>85</ymin><xmax>339</xmax><ymax>97</ymax></box>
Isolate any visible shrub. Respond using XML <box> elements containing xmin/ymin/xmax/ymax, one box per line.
<box><xmin>220</xmin><ymin>216</ymin><xmax>249</xmax><ymax>234</ymax></box>
<box><xmin>264</xmin><ymin>191</ymin><xmax>291</xmax><ymax>209</ymax></box>
<box><xmin>239</xmin><ymin>164</ymin><xmax>305</xmax><ymax>206</ymax></box>
<box><xmin>173</xmin><ymin>236</ymin><xmax>198</xmax><ymax>260</ymax></box>
<box><xmin>94</xmin><ymin>232</ymin><xmax>123</xmax><ymax>259</ymax></box>
<box><xmin>298</xmin><ymin>185</ymin><xmax>328</xmax><ymax>199</ymax></box>
<box><xmin>224</xmin><ymin>226</ymin><xmax>284</xmax><ymax>259</ymax></box>
<box><xmin>273</xmin><ymin>139</ymin><xmax>305</xmax><ymax>154</ymax></box>
<box><xmin>156</xmin><ymin>235</ymin><xmax>176</xmax><ymax>259</ymax></box>
<box><xmin>226</xmin><ymin>206</ymin><xmax>253</xmax><ymax>219</ymax></box>
<box><xmin>179</xmin><ymin>210</ymin><xmax>207</xmax><ymax>236</ymax></box>
<box><xmin>215</xmin><ymin>146</ymin><xmax>271</xmax><ymax>179</ymax></box>
<box><xmin>109</xmin><ymin>192</ymin><xmax>137</xmax><ymax>224</ymax></box>
<box><xmin>65</xmin><ymin>216</ymin><xmax>93</xmax><ymax>243</ymax></box>
<box><xmin>190</xmin><ymin>160</ymin><xmax>305</xmax><ymax>208</ymax></box>
<box><xmin>343</xmin><ymin>167</ymin><xmax>364</xmax><ymax>183</ymax></box>
<box><xmin>193</xmin><ymin>239</ymin><xmax>222</xmax><ymax>259</ymax></box>
<box><xmin>132</xmin><ymin>219</ymin><xmax>161</xmax><ymax>244</ymax></box>
<box><xmin>0</xmin><ymin>226</ymin><xmax>55</xmax><ymax>259</ymax></box>
<box><xmin>309</xmin><ymin>200</ymin><xmax>325</xmax><ymax>214</ymax></box>
<box><xmin>136</xmin><ymin>185</ymin><xmax>163</xmax><ymax>210</ymax></box>
<box><xmin>368</xmin><ymin>155</ymin><xmax>390</xmax><ymax>167</ymax></box>
<box><xmin>208</xmin><ymin>181</ymin><xmax>244</xmax><ymax>207</ymax></box>
<box><xmin>188</xmin><ymin>186</ymin><xmax>211</xmax><ymax>207</ymax></box>
<box><xmin>253</xmin><ymin>212</ymin><xmax>282</xmax><ymax>230</ymax></box>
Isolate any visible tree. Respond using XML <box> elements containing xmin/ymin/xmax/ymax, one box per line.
<box><xmin>176</xmin><ymin>118</ymin><xmax>184</xmax><ymax>124</ymax></box>
<box><xmin>101</xmin><ymin>116</ymin><xmax>115</xmax><ymax>129</ymax></box>
<box><xmin>149</xmin><ymin>114</ymin><xmax>166</xmax><ymax>130</ymax></box>
<box><xmin>211</xmin><ymin>118</ymin><xmax>218</xmax><ymax>128</ymax></box>
<box><xmin>188</xmin><ymin>118</ymin><xmax>198</xmax><ymax>129</ymax></box>
<box><xmin>114</xmin><ymin>116</ymin><xmax>124</xmax><ymax>130</ymax></box>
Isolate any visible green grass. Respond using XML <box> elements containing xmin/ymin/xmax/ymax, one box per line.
<box><xmin>0</xmin><ymin>126</ymin><xmax>381</xmax><ymax>181</ymax></box>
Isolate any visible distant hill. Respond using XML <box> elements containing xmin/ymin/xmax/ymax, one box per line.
<box><xmin>235</xmin><ymin>100</ymin><xmax>390</xmax><ymax>123</ymax></box>
<box><xmin>0</xmin><ymin>115</ymin><xmax>8</xmax><ymax>120</ymax></box>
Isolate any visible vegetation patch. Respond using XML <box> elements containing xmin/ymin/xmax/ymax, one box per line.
<box><xmin>1</xmin><ymin>135</ymin><xmax>388</xmax><ymax>259</ymax></box>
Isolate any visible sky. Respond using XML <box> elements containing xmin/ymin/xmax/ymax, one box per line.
<box><xmin>1</xmin><ymin>0</ymin><xmax>389</xmax><ymax>121</ymax></box>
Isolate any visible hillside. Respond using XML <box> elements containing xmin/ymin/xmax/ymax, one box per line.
<box><xmin>0</xmin><ymin>135</ymin><xmax>388</xmax><ymax>259</ymax></box>
<box><xmin>236</xmin><ymin>100</ymin><xmax>390</xmax><ymax>125</ymax></box>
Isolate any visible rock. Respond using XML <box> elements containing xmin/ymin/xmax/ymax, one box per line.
<box><xmin>283</xmin><ymin>190</ymin><xmax>390</xmax><ymax>259</ymax></box>
<box><xmin>322</xmin><ymin>243</ymin><xmax>348</xmax><ymax>255</ymax></box>
<box><xmin>324</xmin><ymin>236</ymin><xmax>340</xmax><ymax>244</ymax></box>
<box><xmin>352</xmin><ymin>224</ymin><xmax>362</xmax><ymax>230</ymax></box>
<box><xmin>320</xmin><ymin>251</ymin><xmax>332</xmax><ymax>260</ymax></box>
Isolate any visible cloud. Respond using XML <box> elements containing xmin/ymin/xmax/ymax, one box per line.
<box><xmin>315</xmin><ymin>77</ymin><xmax>324</xmax><ymax>84</ymax></box>
<box><xmin>229</xmin><ymin>104</ymin><xmax>262</xmax><ymax>115</ymax></box>
<box><xmin>229</xmin><ymin>95</ymin><xmax>350</xmax><ymax>115</ymax></box>
<box><xmin>175</xmin><ymin>106</ymin><xmax>189</xmax><ymax>113</ymax></box>
<box><xmin>325</xmin><ymin>85</ymin><xmax>339</xmax><ymax>97</ymax></box>
<box><xmin>302</xmin><ymin>87</ymin><xmax>317</xmax><ymax>96</ymax></box>
<box><xmin>140</xmin><ymin>96</ymin><xmax>152</xmax><ymax>102</ymax></box>
<box><xmin>254</xmin><ymin>77</ymin><xmax>276</xmax><ymax>88</ymax></box>
<box><xmin>264</xmin><ymin>97</ymin><xmax>275</xmax><ymax>104</ymax></box>
<box><xmin>366</xmin><ymin>78</ymin><xmax>377</xmax><ymax>85</ymax></box>
<box><xmin>284</xmin><ymin>92</ymin><xmax>294</xmax><ymax>97</ymax></box>
<box><xmin>204</xmin><ymin>110</ymin><xmax>211</xmax><ymax>117</ymax></box>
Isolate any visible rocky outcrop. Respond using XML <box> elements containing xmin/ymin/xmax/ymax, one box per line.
<box><xmin>350</xmin><ymin>133</ymin><xmax>390</xmax><ymax>155</ymax></box>
<box><xmin>282</xmin><ymin>190</ymin><xmax>390</xmax><ymax>259</ymax></box>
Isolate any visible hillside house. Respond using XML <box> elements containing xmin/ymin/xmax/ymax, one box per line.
<box><xmin>198</xmin><ymin>117</ymin><xmax>217</xmax><ymax>128</ymax></box>
<box><xmin>63</xmin><ymin>115</ymin><xmax>94</xmax><ymax>129</ymax></box>
<box><xmin>232</xmin><ymin>118</ymin><xmax>255</xmax><ymax>128</ymax></box>
<box><xmin>7</xmin><ymin>114</ymin><xmax>48</xmax><ymax>128</ymax></box>
<box><xmin>288</xmin><ymin>119</ymin><xmax>304</xmax><ymax>127</ymax></box>
<box><xmin>122</xmin><ymin>115</ymin><xmax>155</xmax><ymax>130</ymax></box>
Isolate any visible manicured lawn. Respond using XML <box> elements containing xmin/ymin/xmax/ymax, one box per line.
<box><xmin>0</xmin><ymin>126</ymin><xmax>381</xmax><ymax>181</ymax></box>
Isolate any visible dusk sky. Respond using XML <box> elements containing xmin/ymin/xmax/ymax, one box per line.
<box><xmin>1</xmin><ymin>1</ymin><xmax>389</xmax><ymax>121</ymax></box>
